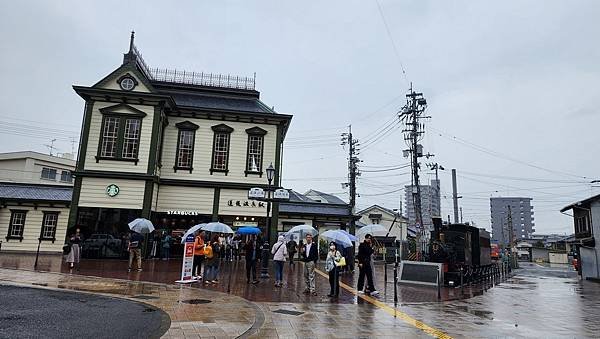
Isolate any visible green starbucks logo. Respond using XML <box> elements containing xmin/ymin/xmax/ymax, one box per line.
<box><xmin>106</xmin><ymin>184</ymin><xmax>120</xmax><ymax>197</ymax></box>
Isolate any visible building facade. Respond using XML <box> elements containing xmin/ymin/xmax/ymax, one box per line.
<box><xmin>561</xmin><ymin>194</ymin><xmax>600</xmax><ymax>280</ymax></box>
<box><xmin>404</xmin><ymin>179</ymin><xmax>441</xmax><ymax>232</ymax></box>
<box><xmin>490</xmin><ymin>197</ymin><xmax>535</xmax><ymax>245</ymax></box>
<box><xmin>69</xmin><ymin>34</ymin><xmax>292</xmax><ymax>250</ymax></box>
<box><xmin>0</xmin><ymin>152</ymin><xmax>75</xmax><ymax>252</ymax></box>
<box><xmin>356</xmin><ymin>204</ymin><xmax>408</xmax><ymax>242</ymax></box>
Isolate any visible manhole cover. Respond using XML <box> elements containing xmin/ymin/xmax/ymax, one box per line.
<box><xmin>180</xmin><ymin>299</ymin><xmax>212</xmax><ymax>305</ymax></box>
<box><xmin>132</xmin><ymin>295</ymin><xmax>160</xmax><ymax>300</ymax></box>
<box><xmin>273</xmin><ymin>309</ymin><xmax>304</xmax><ymax>316</ymax></box>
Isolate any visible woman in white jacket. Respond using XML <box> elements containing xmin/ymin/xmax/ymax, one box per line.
<box><xmin>271</xmin><ymin>235</ymin><xmax>288</xmax><ymax>287</ymax></box>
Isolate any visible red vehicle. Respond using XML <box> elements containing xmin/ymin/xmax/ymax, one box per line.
<box><xmin>491</xmin><ymin>244</ymin><xmax>500</xmax><ymax>260</ymax></box>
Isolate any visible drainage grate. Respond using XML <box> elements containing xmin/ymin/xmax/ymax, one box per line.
<box><xmin>273</xmin><ymin>309</ymin><xmax>304</xmax><ymax>316</ymax></box>
<box><xmin>132</xmin><ymin>295</ymin><xmax>160</xmax><ymax>300</ymax></box>
<box><xmin>142</xmin><ymin>307</ymin><xmax>156</xmax><ymax>313</ymax></box>
<box><xmin>180</xmin><ymin>299</ymin><xmax>212</xmax><ymax>305</ymax></box>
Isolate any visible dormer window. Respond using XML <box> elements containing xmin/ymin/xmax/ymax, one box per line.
<box><xmin>245</xmin><ymin>127</ymin><xmax>267</xmax><ymax>177</ymax></box>
<box><xmin>174</xmin><ymin>121</ymin><xmax>199</xmax><ymax>173</ymax></box>
<box><xmin>210</xmin><ymin>124</ymin><xmax>234</xmax><ymax>175</ymax></box>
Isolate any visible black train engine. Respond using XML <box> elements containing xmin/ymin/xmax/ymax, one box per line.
<box><xmin>430</xmin><ymin>218</ymin><xmax>492</xmax><ymax>286</ymax></box>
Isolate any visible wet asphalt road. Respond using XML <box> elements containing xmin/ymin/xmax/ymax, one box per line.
<box><xmin>0</xmin><ymin>284</ymin><xmax>169</xmax><ymax>339</ymax></box>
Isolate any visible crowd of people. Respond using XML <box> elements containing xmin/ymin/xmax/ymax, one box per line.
<box><xmin>64</xmin><ymin>227</ymin><xmax>381</xmax><ymax>298</ymax></box>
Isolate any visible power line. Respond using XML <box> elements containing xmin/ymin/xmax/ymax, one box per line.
<box><xmin>361</xmin><ymin>164</ymin><xmax>410</xmax><ymax>172</ymax></box>
<box><xmin>374</xmin><ymin>0</ymin><xmax>409</xmax><ymax>86</ymax></box>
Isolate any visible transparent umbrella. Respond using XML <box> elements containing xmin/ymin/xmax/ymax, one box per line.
<box><xmin>321</xmin><ymin>230</ymin><xmax>354</xmax><ymax>248</ymax></box>
<box><xmin>285</xmin><ymin>224</ymin><xmax>318</xmax><ymax>238</ymax></box>
<box><xmin>128</xmin><ymin>218</ymin><xmax>155</xmax><ymax>234</ymax></box>
<box><xmin>356</xmin><ymin>224</ymin><xmax>387</xmax><ymax>237</ymax></box>
<box><xmin>180</xmin><ymin>223</ymin><xmax>207</xmax><ymax>244</ymax></box>
<box><xmin>201</xmin><ymin>222</ymin><xmax>234</xmax><ymax>234</ymax></box>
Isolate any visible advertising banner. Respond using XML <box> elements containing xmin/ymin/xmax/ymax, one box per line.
<box><xmin>176</xmin><ymin>234</ymin><xmax>198</xmax><ymax>283</ymax></box>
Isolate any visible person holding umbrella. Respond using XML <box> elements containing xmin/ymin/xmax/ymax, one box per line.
<box><xmin>286</xmin><ymin>237</ymin><xmax>297</xmax><ymax>267</ymax></box>
<box><xmin>325</xmin><ymin>241</ymin><xmax>343</xmax><ymax>298</ymax></box>
<box><xmin>193</xmin><ymin>230</ymin><xmax>206</xmax><ymax>280</ymax></box>
<box><xmin>357</xmin><ymin>234</ymin><xmax>378</xmax><ymax>296</ymax></box>
<box><xmin>127</xmin><ymin>230</ymin><xmax>144</xmax><ymax>272</ymax></box>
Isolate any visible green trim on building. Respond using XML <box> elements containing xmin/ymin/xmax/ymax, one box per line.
<box><xmin>212</xmin><ymin>188</ymin><xmax>220</xmax><ymax>221</ymax></box>
<box><xmin>76</xmin><ymin>100</ymin><xmax>95</xmax><ymax>171</ymax></box>
<box><xmin>142</xmin><ymin>180</ymin><xmax>154</xmax><ymax>218</ymax></box>
<box><xmin>147</xmin><ymin>104</ymin><xmax>164</xmax><ymax>175</ymax></box>
<box><xmin>269</xmin><ymin>123</ymin><xmax>284</xmax><ymax>245</ymax></box>
<box><xmin>67</xmin><ymin>176</ymin><xmax>83</xmax><ymax>229</ymax></box>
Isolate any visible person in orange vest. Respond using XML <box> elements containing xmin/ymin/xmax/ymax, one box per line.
<box><xmin>193</xmin><ymin>230</ymin><xmax>206</xmax><ymax>280</ymax></box>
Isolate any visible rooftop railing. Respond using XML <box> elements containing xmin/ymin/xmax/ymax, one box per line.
<box><xmin>131</xmin><ymin>43</ymin><xmax>255</xmax><ymax>91</ymax></box>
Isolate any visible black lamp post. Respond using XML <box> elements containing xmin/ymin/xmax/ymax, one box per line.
<box><xmin>260</xmin><ymin>163</ymin><xmax>276</xmax><ymax>278</ymax></box>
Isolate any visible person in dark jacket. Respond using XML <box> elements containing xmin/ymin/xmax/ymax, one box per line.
<box><xmin>244</xmin><ymin>236</ymin><xmax>259</xmax><ymax>284</ymax></box>
<box><xmin>300</xmin><ymin>233</ymin><xmax>319</xmax><ymax>295</ymax></box>
<box><xmin>357</xmin><ymin>234</ymin><xmax>378</xmax><ymax>295</ymax></box>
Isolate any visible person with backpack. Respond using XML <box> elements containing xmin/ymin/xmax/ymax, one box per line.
<box><xmin>203</xmin><ymin>234</ymin><xmax>221</xmax><ymax>284</ymax></box>
<box><xmin>271</xmin><ymin>235</ymin><xmax>288</xmax><ymax>287</ymax></box>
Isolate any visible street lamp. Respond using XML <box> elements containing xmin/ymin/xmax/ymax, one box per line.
<box><xmin>260</xmin><ymin>163</ymin><xmax>276</xmax><ymax>278</ymax></box>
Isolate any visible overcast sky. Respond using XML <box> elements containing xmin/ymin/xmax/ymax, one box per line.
<box><xmin>1</xmin><ymin>1</ymin><xmax>599</xmax><ymax>234</ymax></box>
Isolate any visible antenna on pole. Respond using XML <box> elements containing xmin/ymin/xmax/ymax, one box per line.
<box><xmin>44</xmin><ymin>139</ymin><xmax>57</xmax><ymax>156</ymax></box>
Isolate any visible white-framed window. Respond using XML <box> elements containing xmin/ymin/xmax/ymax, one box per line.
<box><xmin>7</xmin><ymin>210</ymin><xmax>27</xmax><ymax>239</ymax></box>
<box><xmin>41</xmin><ymin>212</ymin><xmax>59</xmax><ymax>240</ymax></box>
<box><xmin>41</xmin><ymin>167</ymin><xmax>57</xmax><ymax>180</ymax></box>
<box><xmin>177</xmin><ymin>130</ymin><xmax>195</xmax><ymax>169</ymax></box>
<box><xmin>100</xmin><ymin>116</ymin><xmax>120</xmax><ymax>157</ymax></box>
<box><xmin>122</xmin><ymin>118</ymin><xmax>141</xmax><ymax>159</ymax></box>
<box><xmin>247</xmin><ymin>135</ymin><xmax>263</xmax><ymax>172</ymax></box>
<box><xmin>60</xmin><ymin>170</ymin><xmax>72</xmax><ymax>183</ymax></box>
<box><xmin>212</xmin><ymin>133</ymin><xmax>230</xmax><ymax>171</ymax></box>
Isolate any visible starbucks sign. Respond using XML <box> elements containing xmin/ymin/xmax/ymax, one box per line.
<box><xmin>106</xmin><ymin>184</ymin><xmax>120</xmax><ymax>197</ymax></box>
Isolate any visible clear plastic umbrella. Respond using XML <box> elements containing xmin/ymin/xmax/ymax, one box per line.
<box><xmin>285</xmin><ymin>224</ymin><xmax>318</xmax><ymax>240</ymax></box>
<box><xmin>321</xmin><ymin>230</ymin><xmax>353</xmax><ymax>248</ymax></box>
<box><xmin>128</xmin><ymin>218</ymin><xmax>155</xmax><ymax>234</ymax></box>
<box><xmin>338</xmin><ymin>229</ymin><xmax>358</xmax><ymax>242</ymax></box>
<box><xmin>356</xmin><ymin>224</ymin><xmax>387</xmax><ymax>237</ymax></box>
<box><xmin>201</xmin><ymin>222</ymin><xmax>234</xmax><ymax>234</ymax></box>
<box><xmin>180</xmin><ymin>223</ymin><xmax>207</xmax><ymax>244</ymax></box>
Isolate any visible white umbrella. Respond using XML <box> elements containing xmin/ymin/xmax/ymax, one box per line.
<box><xmin>357</xmin><ymin>224</ymin><xmax>387</xmax><ymax>237</ymax></box>
<box><xmin>201</xmin><ymin>222</ymin><xmax>234</xmax><ymax>234</ymax></box>
<box><xmin>285</xmin><ymin>224</ymin><xmax>318</xmax><ymax>239</ymax></box>
<box><xmin>321</xmin><ymin>230</ymin><xmax>353</xmax><ymax>248</ymax></box>
<box><xmin>128</xmin><ymin>218</ymin><xmax>155</xmax><ymax>234</ymax></box>
<box><xmin>180</xmin><ymin>223</ymin><xmax>207</xmax><ymax>244</ymax></box>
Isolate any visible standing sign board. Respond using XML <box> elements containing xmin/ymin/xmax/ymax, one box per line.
<box><xmin>176</xmin><ymin>234</ymin><xmax>198</xmax><ymax>283</ymax></box>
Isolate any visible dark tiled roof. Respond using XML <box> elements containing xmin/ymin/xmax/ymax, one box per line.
<box><xmin>166</xmin><ymin>92</ymin><xmax>275</xmax><ymax>114</ymax></box>
<box><xmin>0</xmin><ymin>184</ymin><xmax>72</xmax><ymax>202</ymax></box>
<box><xmin>279</xmin><ymin>202</ymin><xmax>350</xmax><ymax>216</ymax></box>
<box><xmin>305</xmin><ymin>189</ymin><xmax>347</xmax><ymax>205</ymax></box>
<box><xmin>287</xmin><ymin>190</ymin><xmax>316</xmax><ymax>203</ymax></box>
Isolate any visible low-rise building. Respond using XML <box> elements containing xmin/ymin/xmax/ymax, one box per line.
<box><xmin>0</xmin><ymin>152</ymin><xmax>75</xmax><ymax>252</ymax></box>
<box><xmin>356</xmin><ymin>204</ymin><xmax>408</xmax><ymax>242</ymax></box>
<box><xmin>561</xmin><ymin>194</ymin><xmax>600</xmax><ymax>280</ymax></box>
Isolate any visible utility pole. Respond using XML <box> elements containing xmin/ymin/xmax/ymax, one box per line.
<box><xmin>460</xmin><ymin>207</ymin><xmax>463</xmax><ymax>223</ymax></box>
<box><xmin>400</xmin><ymin>84</ymin><xmax>429</xmax><ymax>259</ymax></box>
<box><xmin>341</xmin><ymin>125</ymin><xmax>360</xmax><ymax>235</ymax></box>
<box><xmin>452</xmin><ymin>169</ymin><xmax>460</xmax><ymax>223</ymax></box>
<box><xmin>507</xmin><ymin>205</ymin><xmax>514</xmax><ymax>248</ymax></box>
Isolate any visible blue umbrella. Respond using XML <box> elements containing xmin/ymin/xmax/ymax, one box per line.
<box><xmin>201</xmin><ymin>222</ymin><xmax>234</xmax><ymax>234</ymax></box>
<box><xmin>128</xmin><ymin>218</ymin><xmax>155</xmax><ymax>234</ymax></box>
<box><xmin>237</xmin><ymin>226</ymin><xmax>261</xmax><ymax>235</ymax></box>
<box><xmin>321</xmin><ymin>230</ymin><xmax>353</xmax><ymax>248</ymax></box>
<box><xmin>180</xmin><ymin>223</ymin><xmax>207</xmax><ymax>244</ymax></box>
<box><xmin>338</xmin><ymin>229</ymin><xmax>358</xmax><ymax>242</ymax></box>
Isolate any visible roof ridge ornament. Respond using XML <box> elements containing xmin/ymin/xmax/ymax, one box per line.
<box><xmin>129</xmin><ymin>30</ymin><xmax>135</xmax><ymax>53</ymax></box>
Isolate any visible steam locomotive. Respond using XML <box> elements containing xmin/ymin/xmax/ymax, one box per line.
<box><xmin>430</xmin><ymin>218</ymin><xmax>493</xmax><ymax>285</ymax></box>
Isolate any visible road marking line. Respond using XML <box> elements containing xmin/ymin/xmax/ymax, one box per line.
<box><xmin>314</xmin><ymin>268</ymin><xmax>453</xmax><ymax>339</ymax></box>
